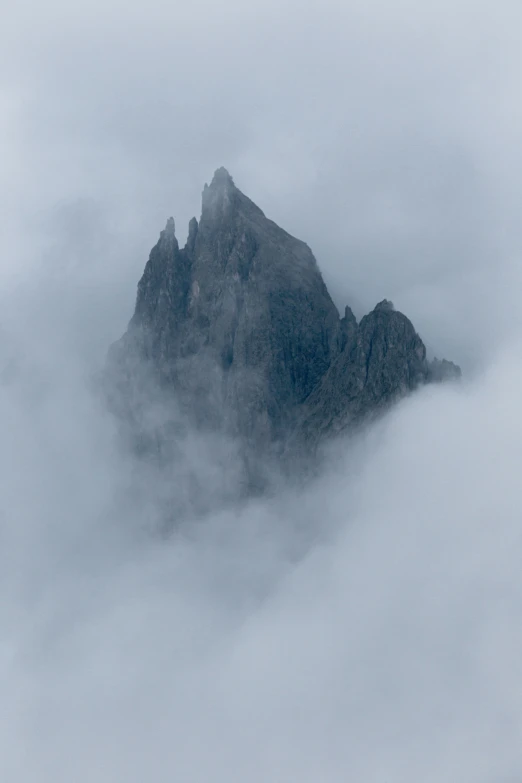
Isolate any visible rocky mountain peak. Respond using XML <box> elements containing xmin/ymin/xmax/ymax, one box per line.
<box><xmin>201</xmin><ymin>168</ymin><xmax>266</xmax><ymax>229</ymax></box>
<box><xmin>108</xmin><ymin>169</ymin><xmax>460</xmax><ymax>475</ymax></box>
<box><xmin>164</xmin><ymin>216</ymin><xmax>176</xmax><ymax>235</ymax></box>
<box><xmin>373</xmin><ymin>299</ymin><xmax>395</xmax><ymax>312</ymax></box>
<box><xmin>209</xmin><ymin>166</ymin><xmax>235</xmax><ymax>188</ymax></box>
<box><xmin>201</xmin><ymin>167</ymin><xmax>238</xmax><ymax>221</ymax></box>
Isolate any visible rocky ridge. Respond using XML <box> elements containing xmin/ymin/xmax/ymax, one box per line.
<box><xmin>107</xmin><ymin>168</ymin><xmax>460</xmax><ymax>472</ymax></box>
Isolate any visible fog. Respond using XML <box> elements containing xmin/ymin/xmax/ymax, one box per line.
<box><xmin>2</xmin><ymin>0</ymin><xmax>522</xmax><ymax>779</ymax></box>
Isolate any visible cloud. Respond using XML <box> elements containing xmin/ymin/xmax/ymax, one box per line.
<box><xmin>2</xmin><ymin>0</ymin><xmax>522</xmax><ymax>366</ymax></box>
<box><xmin>2</xmin><ymin>0</ymin><xmax>522</xmax><ymax>780</ymax></box>
<box><xmin>2</xmin><ymin>328</ymin><xmax>522</xmax><ymax>780</ymax></box>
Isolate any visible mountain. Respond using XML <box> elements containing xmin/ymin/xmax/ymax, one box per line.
<box><xmin>107</xmin><ymin>168</ymin><xmax>460</xmax><ymax>476</ymax></box>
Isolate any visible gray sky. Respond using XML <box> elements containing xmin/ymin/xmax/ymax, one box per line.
<box><xmin>2</xmin><ymin>0</ymin><xmax>522</xmax><ymax>366</ymax></box>
<box><xmin>2</xmin><ymin>1</ymin><xmax>522</xmax><ymax>780</ymax></box>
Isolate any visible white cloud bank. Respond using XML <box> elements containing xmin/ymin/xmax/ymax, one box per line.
<box><xmin>2</xmin><ymin>0</ymin><xmax>522</xmax><ymax>779</ymax></box>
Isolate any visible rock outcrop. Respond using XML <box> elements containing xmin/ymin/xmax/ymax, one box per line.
<box><xmin>107</xmin><ymin>168</ymin><xmax>460</xmax><ymax>471</ymax></box>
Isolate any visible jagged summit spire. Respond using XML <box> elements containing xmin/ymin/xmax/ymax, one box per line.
<box><xmin>186</xmin><ymin>216</ymin><xmax>198</xmax><ymax>254</ymax></box>
<box><xmin>203</xmin><ymin>167</ymin><xmax>235</xmax><ymax>197</ymax></box>
<box><xmin>163</xmin><ymin>216</ymin><xmax>176</xmax><ymax>236</ymax></box>
<box><xmin>200</xmin><ymin>167</ymin><xmax>267</xmax><ymax>225</ymax></box>
<box><xmin>157</xmin><ymin>216</ymin><xmax>178</xmax><ymax>250</ymax></box>
<box><xmin>202</xmin><ymin>166</ymin><xmax>237</xmax><ymax>219</ymax></box>
<box><xmin>374</xmin><ymin>299</ymin><xmax>394</xmax><ymax>312</ymax></box>
<box><xmin>108</xmin><ymin>167</ymin><xmax>461</xmax><ymax>478</ymax></box>
<box><xmin>210</xmin><ymin>167</ymin><xmax>235</xmax><ymax>188</ymax></box>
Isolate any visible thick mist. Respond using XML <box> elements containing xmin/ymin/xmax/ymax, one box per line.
<box><xmin>2</xmin><ymin>0</ymin><xmax>522</xmax><ymax>779</ymax></box>
<box><xmin>3</xmin><ymin>306</ymin><xmax>522</xmax><ymax>781</ymax></box>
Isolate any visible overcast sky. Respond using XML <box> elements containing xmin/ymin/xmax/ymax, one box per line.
<box><xmin>2</xmin><ymin>1</ymin><xmax>522</xmax><ymax>780</ymax></box>
<box><xmin>2</xmin><ymin>0</ymin><xmax>522</xmax><ymax>367</ymax></box>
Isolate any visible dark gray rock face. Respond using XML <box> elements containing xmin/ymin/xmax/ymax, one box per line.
<box><xmin>427</xmin><ymin>357</ymin><xmax>462</xmax><ymax>383</ymax></box>
<box><xmin>292</xmin><ymin>301</ymin><xmax>430</xmax><ymax>448</ymax></box>
<box><xmin>107</xmin><ymin>168</ymin><xmax>460</xmax><ymax>468</ymax></box>
<box><xmin>109</xmin><ymin>168</ymin><xmax>340</xmax><ymax>449</ymax></box>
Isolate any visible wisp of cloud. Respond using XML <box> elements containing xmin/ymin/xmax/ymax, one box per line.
<box><xmin>2</xmin><ymin>0</ymin><xmax>522</xmax><ymax>780</ymax></box>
